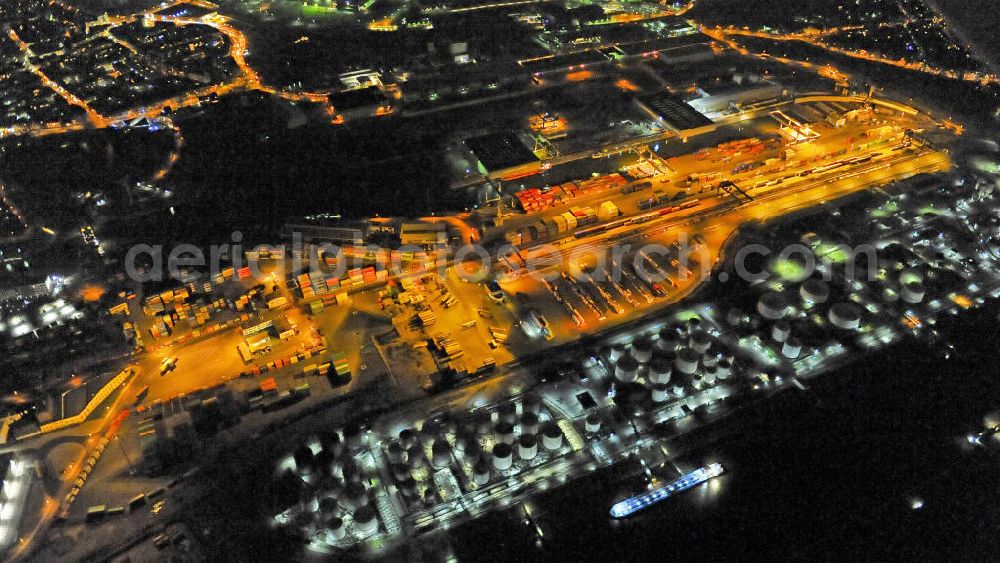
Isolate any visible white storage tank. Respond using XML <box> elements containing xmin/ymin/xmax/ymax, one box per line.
<box><xmin>387</xmin><ymin>442</ymin><xmax>404</xmax><ymax>464</ymax></box>
<box><xmin>772</xmin><ymin>320</ymin><xmax>792</xmax><ymax>343</ymax></box>
<box><xmin>901</xmin><ymin>280</ymin><xmax>926</xmax><ymax>304</ymax></box>
<box><xmin>541</xmin><ymin>422</ymin><xmax>563</xmax><ymax>450</ymax></box>
<box><xmin>672</xmin><ymin>384</ymin><xmax>685</xmax><ymax>398</ymax></box>
<box><xmin>496</xmin><ymin>421</ymin><xmax>516</xmax><ymax>444</ymax></box>
<box><xmin>431</xmin><ymin>440</ymin><xmax>451</xmax><ymax>469</ymax></box>
<box><xmin>691</xmin><ymin>375</ymin><xmax>705</xmax><ymax>391</ymax></box>
<box><xmin>782</xmin><ymin>337</ymin><xmax>802</xmax><ymax>359</ymax></box>
<box><xmin>353</xmin><ymin>505</ymin><xmax>378</xmax><ymax>537</ymax></box>
<box><xmin>327</xmin><ymin>516</ymin><xmax>346</xmax><ymax>541</ymax></box>
<box><xmin>522</xmin><ymin>392</ymin><xmax>542</xmax><ymax>416</ymax></box>
<box><xmin>649</xmin><ymin>357</ymin><xmax>672</xmax><ymax>384</ymax></box>
<box><xmin>492</xmin><ymin>443</ymin><xmax>513</xmax><ymax>470</ymax></box>
<box><xmin>717</xmin><ymin>357</ymin><xmax>733</xmax><ymax>379</ymax></box>
<box><xmin>829</xmin><ymin>303</ymin><xmax>862</xmax><ymax>330</ymax></box>
<box><xmin>609</xmin><ymin>344</ymin><xmax>627</xmax><ymax>362</ymax></box>
<box><xmin>651</xmin><ymin>384</ymin><xmax>670</xmax><ymax>403</ymax></box>
<box><xmin>615</xmin><ymin>356</ymin><xmax>640</xmax><ymax>383</ymax></box>
<box><xmin>689</xmin><ymin>330</ymin><xmax>712</xmax><ymax>354</ymax></box>
<box><xmin>518</xmin><ymin>434</ymin><xmax>538</xmax><ymax>460</ymax></box>
<box><xmin>398</xmin><ymin>428</ymin><xmax>416</xmax><ymax>449</ymax></box>
<box><xmin>675</xmin><ymin>348</ymin><xmax>700</xmax><ymax>375</ymax></box>
<box><xmin>520</xmin><ymin>412</ymin><xmax>539</xmax><ymax>435</ymax></box>
<box><xmin>757</xmin><ymin>292</ymin><xmax>788</xmax><ymax>320</ymax></box>
<box><xmin>585</xmin><ymin>412</ymin><xmax>602</xmax><ymax>433</ymax></box>
<box><xmin>800</xmin><ymin>279</ymin><xmax>830</xmax><ymax>304</ymax></box>
<box><xmin>656</xmin><ymin>327</ymin><xmax>681</xmax><ymax>352</ymax></box>
<box><xmin>474</xmin><ymin>411</ymin><xmax>492</xmax><ymax>435</ymax></box>
<box><xmin>631</xmin><ymin>339</ymin><xmax>654</xmax><ymax>363</ymax></box>
<box><xmin>473</xmin><ymin>460</ymin><xmax>491</xmax><ymax>485</ymax></box>
<box><xmin>703</xmin><ymin>365</ymin><xmax>717</xmax><ymax>386</ymax></box>
<box><xmin>686</xmin><ymin>316</ymin><xmax>702</xmax><ymax>335</ymax></box>
<box><xmin>499</xmin><ymin>402</ymin><xmax>518</xmax><ymax>425</ymax></box>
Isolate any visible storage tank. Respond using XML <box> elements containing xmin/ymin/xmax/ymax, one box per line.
<box><xmin>293</xmin><ymin>445</ymin><xmax>315</xmax><ymax>477</ymax></box>
<box><xmin>689</xmin><ymin>330</ymin><xmax>711</xmax><ymax>354</ymax></box>
<box><xmin>631</xmin><ymin>339</ymin><xmax>654</xmax><ymax>363</ymax></box>
<box><xmin>829</xmin><ymin>303</ymin><xmax>862</xmax><ymax>330</ymax></box>
<box><xmin>398</xmin><ymin>428</ymin><xmax>416</xmax><ymax>449</ymax></box>
<box><xmin>340</xmin><ymin>458</ymin><xmax>361</xmax><ymax>484</ymax></box>
<box><xmin>391</xmin><ymin>462</ymin><xmax>411</xmax><ymax>482</ymax></box>
<box><xmin>702</xmin><ymin>366</ymin><xmax>717</xmax><ymax>387</ymax></box>
<box><xmin>541</xmin><ymin>422</ymin><xmax>563</xmax><ymax>450</ymax></box>
<box><xmin>344</xmin><ymin>482</ymin><xmax>368</xmax><ymax>510</ymax></box>
<box><xmin>439</xmin><ymin>413</ymin><xmax>457</xmax><ymax>435</ymax></box>
<box><xmin>615</xmin><ymin>356</ymin><xmax>640</xmax><ymax>383</ymax></box>
<box><xmin>782</xmin><ymin>337</ymin><xmax>802</xmax><ymax>359</ymax></box>
<box><xmin>422</xmin><ymin>489</ymin><xmax>437</xmax><ymax>507</ymax></box>
<box><xmin>321</xmin><ymin>431</ymin><xmax>344</xmax><ymax>456</ymax></box>
<box><xmin>315</xmin><ymin>450</ymin><xmax>336</xmax><ymax>477</ymax></box>
<box><xmin>406</xmin><ymin>446</ymin><xmax>426</xmax><ymax>469</ymax></box>
<box><xmin>800</xmin><ymin>279</ymin><xmax>830</xmax><ymax>304</ymax></box>
<box><xmin>691</xmin><ymin>375</ymin><xmax>704</xmax><ymax>391</ymax></box>
<box><xmin>686</xmin><ymin>316</ymin><xmax>702</xmax><ymax>334</ymax></box>
<box><xmin>901</xmin><ymin>281</ymin><xmax>926</xmax><ymax>304</ymax></box>
<box><xmin>343</xmin><ymin>424</ymin><xmax>363</xmax><ymax>452</ymax></box>
<box><xmin>585</xmin><ymin>412</ymin><xmax>602</xmax><ymax>433</ymax></box>
<box><xmin>327</xmin><ymin>517</ymin><xmax>346</xmax><ymax>541</ymax></box>
<box><xmin>608</xmin><ymin>344</ymin><xmax>627</xmax><ymax>362</ymax></box>
<box><xmin>772</xmin><ymin>320</ymin><xmax>792</xmax><ymax>343</ymax></box>
<box><xmin>455</xmin><ymin>431</ymin><xmax>476</xmax><ymax>454</ymax></box>
<box><xmin>492</xmin><ymin>443</ymin><xmax>513</xmax><ymax>470</ymax></box>
<box><xmin>522</xmin><ymin>392</ymin><xmax>542</xmax><ymax>415</ymax></box>
<box><xmin>656</xmin><ymin>327</ymin><xmax>681</xmax><ymax>352</ymax></box>
<box><xmin>353</xmin><ymin>505</ymin><xmax>378</xmax><ymax>537</ymax></box>
<box><xmin>496</xmin><ymin>421</ymin><xmax>515</xmax><ymax>444</ymax></box>
<box><xmin>387</xmin><ymin>442</ymin><xmax>404</xmax><ymax>464</ymax></box>
<box><xmin>675</xmin><ymin>348</ymin><xmax>700</xmax><ymax>375</ymax></box>
<box><xmin>399</xmin><ymin>477</ymin><xmax>417</xmax><ymax>498</ymax></box>
<box><xmin>319</xmin><ymin>497</ymin><xmax>341</xmax><ymax>522</ymax></box>
<box><xmin>757</xmin><ymin>292</ymin><xmax>788</xmax><ymax>320</ymax></box>
<box><xmin>294</xmin><ymin>512</ymin><xmax>316</xmax><ymax>538</ymax></box>
<box><xmin>672</xmin><ymin>384</ymin><xmax>685</xmax><ymax>398</ymax></box>
<box><xmin>419</xmin><ymin>420</ymin><xmax>439</xmax><ymax>442</ymax></box>
<box><xmin>518</xmin><ymin>434</ymin><xmax>538</xmax><ymax>460</ymax></box>
<box><xmin>474</xmin><ymin>410</ymin><xmax>492</xmax><ymax>435</ymax></box>
<box><xmin>431</xmin><ymin>440</ymin><xmax>451</xmax><ymax>469</ymax></box>
<box><xmin>651</xmin><ymin>384</ymin><xmax>670</xmax><ymax>403</ymax></box>
<box><xmin>473</xmin><ymin>460</ymin><xmax>491</xmax><ymax>485</ymax></box>
<box><xmin>717</xmin><ymin>357</ymin><xmax>733</xmax><ymax>379</ymax></box>
<box><xmin>701</xmin><ymin>349</ymin><xmax>719</xmax><ymax>369</ymax></box>
<box><xmin>520</xmin><ymin>412</ymin><xmax>539</xmax><ymax>435</ymax></box>
<box><xmin>499</xmin><ymin>402</ymin><xmax>518</xmax><ymax>425</ymax></box>
<box><xmin>649</xmin><ymin>357</ymin><xmax>672</xmax><ymax>384</ymax></box>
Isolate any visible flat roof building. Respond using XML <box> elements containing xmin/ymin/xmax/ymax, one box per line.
<box><xmin>464</xmin><ymin>132</ymin><xmax>541</xmax><ymax>180</ymax></box>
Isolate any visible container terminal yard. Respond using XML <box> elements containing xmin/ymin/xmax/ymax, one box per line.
<box><xmin>1</xmin><ymin>0</ymin><xmax>1000</xmax><ymax>559</ymax></box>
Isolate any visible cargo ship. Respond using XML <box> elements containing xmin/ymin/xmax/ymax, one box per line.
<box><xmin>610</xmin><ymin>463</ymin><xmax>724</xmax><ymax>519</ymax></box>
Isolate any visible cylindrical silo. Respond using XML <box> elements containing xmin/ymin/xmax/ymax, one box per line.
<box><xmin>391</xmin><ymin>462</ymin><xmax>411</xmax><ymax>482</ymax></box>
<box><xmin>420</xmin><ymin>419</ymin><xmax>439</xmax><ymax>442</ymax></box>
<box><xmin>344</xmin><ymin>481</ymin><xmax>368</xmax><ymax>510</ymax></box>
<box><xmin>343</xmin><ymin>424</ymin><xmax>363</xmax><ymax>452</ymax></box>
<box><xmin>757</xmin><ymin>292</ymin><xmax>788</xmax><ymax>320</ymax></box>
<box><xmin>520</xmin><ymin>412</ymin><xmax>539</xmax><ymax>435</ymax></box>
<box><xmin>901</xmin><ymin>281</ymin><xmax>925</xmax><ymax>304</ymax></box>
<box><xmin>353</xmin><ymin>505</ymin><xmax>378</xmax><ymax>537</ymax></box>
<box><xmin>656</xmin><ymin>327</ymin><xmax>681</xmax><ymax>352</ymax></box>
<box><xmin>717</xmin><ymin>357</ymin><xmax>733</xmax><ymax>380</ymax></box>
<box><xmin>321</xmin><ymin>431</ymin><xmax>343</xmax><ymax>457</ymax></box>
<box><xmin>518</xmin><ymin>434</ymin><xmax>538</xmax><ymax>460</ymax></box>
<box><xmin>689</xmin><ymin>330</ymin><xmax>711</xmax><ymax>354</ymax></box>
<box><xmin>406</xmin><ymin>446</ymin><xmax>426</xmax><ymax>469</ymax></box>
<box><xmin>541</xmin><ymin>422</ymin><xmax>563</xmax><ymax>450</ymax></box>
<box><xmin>651</xmin><ymin>384</ymin><xmax>670</xmax><ymax>403</ymax></box>
<box><xmin>398</xmin><ymin>428</ymin><xmax>416</xmax><ymax>449</ymax></box>
<box><xmin>340</xmin><ymin>458</ymin><xmax>360</xmax><ymax>484</ymax></box>
<box><xmin>615</xmin><ymin>355</ymin><xmax>640</xmax><ymax>383</ymax></box>
<box><xmin>327</xmin><ymin>516</ymin><xmax>346</xmax><ymax>541</ymax></box>
<box><xmin>631</xmin><ymin>339</ymin><xmax>654</xmax><ymax>363</ymax></box>
<box><xmin>771</xmin><ymin>320</ymin><xmax>792</xmax><ymax>343</ymax></box>
<box><xmin>609</xmin><ymin>344</ymin><xmax>627</xmax><ymax>362</ymax></box>
<box><xmin>496</xmin><ymin>421</ymin><xmax>515</xmax><ymax>445</ymax></box>
<box><xmin>387</xmin><ymin>442</ymin><xmax>404</xmax><ymax>464</ymax></box>
<box><xmin>473</xmin><ymin>460</ymin><xmax>491</xmax><ymax>485</ymax></box>
<box><xmin>585</xmin><ymin>412</ymin><xmax>601</xmax><ymax>433</ymax></box>
<box><xmin>686</xmin><ymin>316</ymin><xmax>702</xmax><ymax>335</ymax></box>
<box><xmin>499</xmin><ymin>402</ymin><xmax>518</xmax><ymax>425</ymax></box>
<box><xmin>649</xmin><ymin>356</ymin><xmax>672</xmax><ymax>384</ymax></box>
<box><xmin>782</xmin><ymin>337</ymin><xmax>802</xmax><ymax>359</ymax></box>
<box><xmin>474</xmin><ymin>410</ymin><xmax>492</xmax><ymax>435</ymax></box>
<box><xmin>293</xmin><ymin>445</ymin><xmax>315</xmax><ymax>477</ymax></box>
<box><xmin>492</xmin><ymin>443</ymin><xmax>513</xmax><ymax>470</ymax></box>
<box><xmin>521</xmin><ymin>392</ymin><xmax>541</xmax><ymax>416</ymax></box>
<box><xmin>675</xmin><ymin>348</ymin><xmax>700</xmax><ymax>376</ymax></box>
<box><xmin>800</xmin><ymin>279</ymin><xmax>830</xmax><ymax>304</ymax></box>
<box><xmin>829</xmin><ymin>303</ymin><xmax>861</xmax><ymax>330</ymax></box>
<box><xmin>431</xmin><ymin>439</ymin><xmax>451</xmax><ymax>469</ymax></box>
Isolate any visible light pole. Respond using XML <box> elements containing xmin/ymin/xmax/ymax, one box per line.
<box><xmin>116</xmin><ymin>434</ymin><xmax>135</xmax><ymax>476</ymax></box>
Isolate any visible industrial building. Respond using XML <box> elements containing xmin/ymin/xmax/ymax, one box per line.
<box><xmin>632</xmin><ymin>92</ymin><xmax>717</xmax><ymax>137</ymax></box>
<box><xmin>464</xmin><ymin>132</ymin><xmax>541</xmax><ymax>180</ymax></box>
